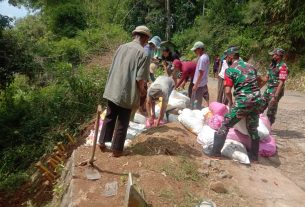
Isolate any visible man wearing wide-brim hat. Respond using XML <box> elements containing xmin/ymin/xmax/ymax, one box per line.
<box><xmin>98</xmin><ymin>25</ymin><xmax>151</xmax><ymax>157</ymax></box>
<box><xmin>260</xmin><ymin>48</ymin><xmax>288</xmax><ymax>125</ymax></box>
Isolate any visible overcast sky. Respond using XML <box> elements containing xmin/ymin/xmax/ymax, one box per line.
<box><xmin>0</xmin><ymin>0</ymin><xmax>28</xmax><ymax>19</ymax></box>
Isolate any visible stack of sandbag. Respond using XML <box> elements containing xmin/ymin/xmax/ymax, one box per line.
<box><xmin>196</xmin><ymin>102</ymin><xmax>276</xmax><ymax>164</ymax></box>
<box><xmin>229</xmin><ymin>114</ymin><xmax>276</xmax><ymax>157</ymax></box>
<box><xmin>178</xmin><ymin>108</ymin><xmax>205</xmax><ymax>134</ymax></box>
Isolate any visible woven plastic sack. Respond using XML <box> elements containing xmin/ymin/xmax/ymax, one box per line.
<box><xmin>209</xmin><ymin>102</ymin><xmax>228</xmax><ymax>117</ymax></box>
<box><xmin>221</xmin><ymin>139</ymin><xmax>250</xmax><ymax>164</ymax></box>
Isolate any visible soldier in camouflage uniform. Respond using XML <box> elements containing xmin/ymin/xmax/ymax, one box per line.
<box><xmin>210</xmin><ymin>47</ymin><xmax>263</xmax><ymax>161</ymax></box>
<box><xmin>261</xmin><ymin>48</ymin><xmax>288</xmax><ymax>125</ymax></box>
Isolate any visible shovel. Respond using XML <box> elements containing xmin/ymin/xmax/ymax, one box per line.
<box><xmin>85</xmin><ymin>105</ymin><xmax>102</xmax><ymax>180</ymax></box>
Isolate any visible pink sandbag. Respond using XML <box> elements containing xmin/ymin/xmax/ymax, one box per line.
<box><xmin>260</xmin><ymin>114</ymin><xmax>271</xmax><ymax>131</ymax></box>
<box><xmin>259</xmin><ymin>135</ymin><xmax>276</xmax><ymax>157</ymax></box>
<box><xmin>209</xmin><ymin>102</ymin><xmax>228</xmax><ymax>117</ymax></box>
<box><xmin>227</xmin><ymin>128</ymin><xmax>251</xmax><ymax>150</ymax></box>
<box><xmin>207</xmin><ymin>115</ymin><xmax>224</xmax><ymax>130</ymax></box>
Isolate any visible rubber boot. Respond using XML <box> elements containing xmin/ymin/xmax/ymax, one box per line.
<box><xmin>249</xmin><ymin>139</ymin><xmax>260</xmax><ymax>161</ymax></box>
<box><xmin>210</xmin><ymin>132</ymin><xmax>226</xmax><ymax>156</ymax></box>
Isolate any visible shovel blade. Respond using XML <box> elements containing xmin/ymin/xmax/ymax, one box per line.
<box><xmin>85</xmin><ymin>167</ymin><xmax>101</xmax><ymax>180</ymax></box>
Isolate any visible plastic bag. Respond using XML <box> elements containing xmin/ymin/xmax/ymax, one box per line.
<box><xmin>166</xmin><ymin>90</ymin><xmax>190</xmax><ymax>110</ymax></box>
<box><xmin>226</xmin><ymin>128</ymin><xmax>251</xmax><ymax>150</ymax></box>
<box><xmin>259</xmin><ymin>135</ymin><xmax>276</xmax><ymax>157</ymax></box>
<box><xmin>221</xmin><ymin>139</ymin><xmax>250</xmax><ymax>164</ymax></box>
<box><xmin>178</xmin><ymin>108</ymin><xmax>204</xmax><ymax>134</ymax></box>
<box><xmin>260</xmin><ymin>114</ymin><xmax>271</xmax><ymax>131</ymax></box>
<box><xmin>201</xmin><ymin>107</ymin><xmax>211</xmax><ymax>116</ymax></box>
<box><xmin>233</xmin><ymin>115</ymin><xmax>270</xmax><ymax>140</ymax></box>
<box><xmin>207</xmin><ymin>115</ymin><xmax>224</xmax><ymax>130</ymax></box>
<box><xmin>197</xmin><ymin>125</ymin><xmax>216</xmax><ymax>155</ymax></box>
<box><xmin>167</xmin><ymin>114</ymin><xmax>178</xmax><ymax>122</ymax></box>
<box><xmin>209</xmin><ymin>102</ymin><xmax>228</xmax><ymax>117</ymax></box>
<box><xmin>134</xmin><ymin>113</ymin><xmax>146</xmax><ymax>124</ymax></box>
<box><xmin>127</xmin><ymin>122</ymin><xmax>146</xmax><ymax>139</ymax></box>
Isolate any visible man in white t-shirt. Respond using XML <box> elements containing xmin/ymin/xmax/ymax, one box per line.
<box><xmin>190</xmin><ymin>41</ymin><xmax>210</xmax><ymax>109</ymax></box>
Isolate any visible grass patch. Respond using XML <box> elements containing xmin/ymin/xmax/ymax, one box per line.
<box><xmin>158</xmin><ymin>189</ymin><xmax>175</xmax><ymax>200</ymax></box>
<box><xmin>162</xmin><ymin>157</ymin><xmax>201</xmax><ymax>182</ymax></box>
<box><xmin>178</xmin><ymin>192</ymin><xmax>202</xmax><ymax>207</ymax></box>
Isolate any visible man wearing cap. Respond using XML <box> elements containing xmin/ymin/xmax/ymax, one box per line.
<box><xmin>261</xmin><ymin>48</ymin><xmax>288</xmax><ymax>125</ymax></box>
<box><xmin>211</xmin><ymin>47</ymin><xmax>263</xmax><ymax>161</ymax></box>
<box><xmin>145</xmin><ymin>36</ymin><xmax>162</xmax><ymax>82</ymax></box>
<box><xmin>98</xmin><ymin>25</ymin><xmax>151</xmax><ymax>157</ymax></box>
<box><xmin>146</xmin><ymin>75</ymin><xmax>175</xmax><ymax>127</ymax></box>
<box><xmin>190</xmin><ymin>41</ymin><xmax>210</xmax><ymax>109</ymax></box>
<box><xmin>172</xmin><ymin>59</ymin><xmax>197</xmax><ymax>98</ymax></box>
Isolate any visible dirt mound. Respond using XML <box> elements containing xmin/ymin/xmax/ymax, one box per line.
<box><xmin>70</xmin><ymin>122</ymin><xmax>249</xmax><ymax>207</ymax></box>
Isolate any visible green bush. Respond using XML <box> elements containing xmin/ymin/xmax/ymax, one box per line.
<box><xmin>0</xmin><ymin>66</ymin><xmax>108</xmax><ymax>191</ymax></box>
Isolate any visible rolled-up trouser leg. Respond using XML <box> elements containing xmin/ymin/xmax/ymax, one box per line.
<box><xmin>98</xmin><ymin>101</ymin><xmax>119</xmax><ymax>144</ymax></box>
<box><xmin>246</xmin><ymin>113</ymin><xmax>260</xmax><ymax>161</ymax></box>
<box><xmin>111</xmin><ymin>106</ymin><xmax>131</xmax><ymax>152</ymax></box>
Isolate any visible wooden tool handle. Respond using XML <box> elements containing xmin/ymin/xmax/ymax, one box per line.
<box><xmin>89</xmin><ymin>105</ymin><xmax>102</xmax><ymax>165</ymax></box>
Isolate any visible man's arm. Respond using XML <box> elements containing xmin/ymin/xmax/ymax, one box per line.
<box><xmin>146</xmin><ymin>96</ymin><xmax>155</xmax><ymax>125</ymax></box>
<box><xmin>257</xmin><ymin>75</ymin><xmax>268</xmax><ymax>88</ymax></box>
<box><xmin>270</xmin><ymin>80</ymin><xmax>284</xmax><ymax>105</ymax></box>
<box><xmin>225</xmin><ymin>86</ymin><xmax>233</xmax><ymax>108</ymax></box>
<box><xmin>224</xmin><ymin>72</ymin><xmax>234</xmax><ymax>107</ymax></box>
<box><xmin>137</xmin><ymin>80</ymin><xmax>147</xmax><ymax>97</ymax></box>
<box><xmin>155</xmin><ymin>98</ymin><xmax>167</xmax><ymax>127</ymax></box>
<box><xmin>175</xmin><ymin>71</ymin><xmax>187</xmax><ymax>88</ymax></box>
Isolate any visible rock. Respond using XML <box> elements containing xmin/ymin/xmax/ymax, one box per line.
<box><xmin>197</xmin><ymin>168</ymin><xmax>209</xmax><ymax>176</ymax></box>
<box><xmin>161</xmin><ymin>171</ymin><xmax>167</xmax><ymax>177</ymax></box>
<box><xmin>202</xmin><ymin>159</ymin><xmax>211</xmax><ymax>167</ymax></box>
<box><xmin>217</xmin><ymin>170</ymin><xmax>232</xmax><ymax>179</ymax></box>
<box><xmin>210</xmin><ymin>181</ymin><xmax>227</xmax><ymax>193</ymax></box>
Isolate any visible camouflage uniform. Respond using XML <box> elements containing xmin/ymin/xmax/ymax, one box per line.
<box><xmin>217</xmin><ymin>59</ymin><xmax>263</xmax><ymax>141</ymax></box>
<box><xmin>261</xmin><ymin>60</ymin><xmax>288</xmax><ymax>125</ymax></box>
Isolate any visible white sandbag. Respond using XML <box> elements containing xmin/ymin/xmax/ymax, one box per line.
<box><xmin>257</xmin><ymin>119</ymin><xmax>270</xmax><ymax>140</ymax></box>
<box><xmin>221</xmin><ymin>139</ymin><xmax>250</xmax><ymax>165</ymax></box>
<box><xmin>133</xmin><ymin>113</ymin><xmax>146</xmax><ymax>124</ymax></box>
<box><xmin>167</xmin><ymin>114</ymin><xmax>178</xmax><ymax>122</ymax></box>
<box><xmin>154</xmin><ymin>105</ymin><xmax>167</xmax><ymax>121</ymax></box>
<box><xmin>233</xmin><ymin>118</ymin><xmax>248</xmax><ymax>135</ymax></box>
<box><xmin>105</xmin><ymin>139</ymin><xmax>132</xmax><ymax>149</ymax></box>
<box><xmin>233</xmin><ymin>117</ymin><xmax>270</xmax><ymax>139</ymax></box>
<box><xmin>178</xmin><ymin>109</ymin><xmax>204</xmax><ymax>134</ymax></box>
<box><xmin>197</xmin><ymin>125</ymin><xmax>216</xmax><ymax>155</ymax></box>
<box><xmin>126</xmin><ymin>122</ymin><xmax>146</xmax><ymax>140</ymax></box>
<box><xmin>201</xmin><ymin>107</ymin><xmax>211</xmax><ymax>116</ymax></box>
<box><xmin>167</xmin><ymin>90</ymin><xmax>190</xmax><ymax>110</ymax></box>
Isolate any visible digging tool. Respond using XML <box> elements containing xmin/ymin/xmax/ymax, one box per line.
<box><xmin>84</xmin><ymin>105</ymin><xmax>102</xmax><ymax>180</ymax></box>
<box><xmin>124</xmin><ymin>172</ymin><xmax>149</xmax><ymax>207</ymax></box>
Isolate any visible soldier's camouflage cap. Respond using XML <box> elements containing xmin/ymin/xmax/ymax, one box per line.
<box><xmin>226</xmin><ymin>46</ymin><xmax>239</xmax><ymax>56</ymax></box>
<box><xmin>269</xmin><ymin>48</ymin><xmax>285</xmax><ymax>56</ymax></box>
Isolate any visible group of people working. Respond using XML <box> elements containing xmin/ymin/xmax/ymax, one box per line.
<box><xmin>97</xmin><ymin>25</ymin><xmax>288</xmax><ymax>162</ymax></box>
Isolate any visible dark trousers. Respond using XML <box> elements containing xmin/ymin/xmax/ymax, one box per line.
<box><xmin>98</xmin><ymin>101</ymin><xmax>131</xmax><ymax>152</ymax></box>
<box><xmin>217</xmin><ymin>77</ymin><xmax>228</xmax><ymax>105</ymax></box>
<box><xmin>188</xmin><ymin>77</ymin><xmax>194</xmax><ymax>98</ymax></box>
